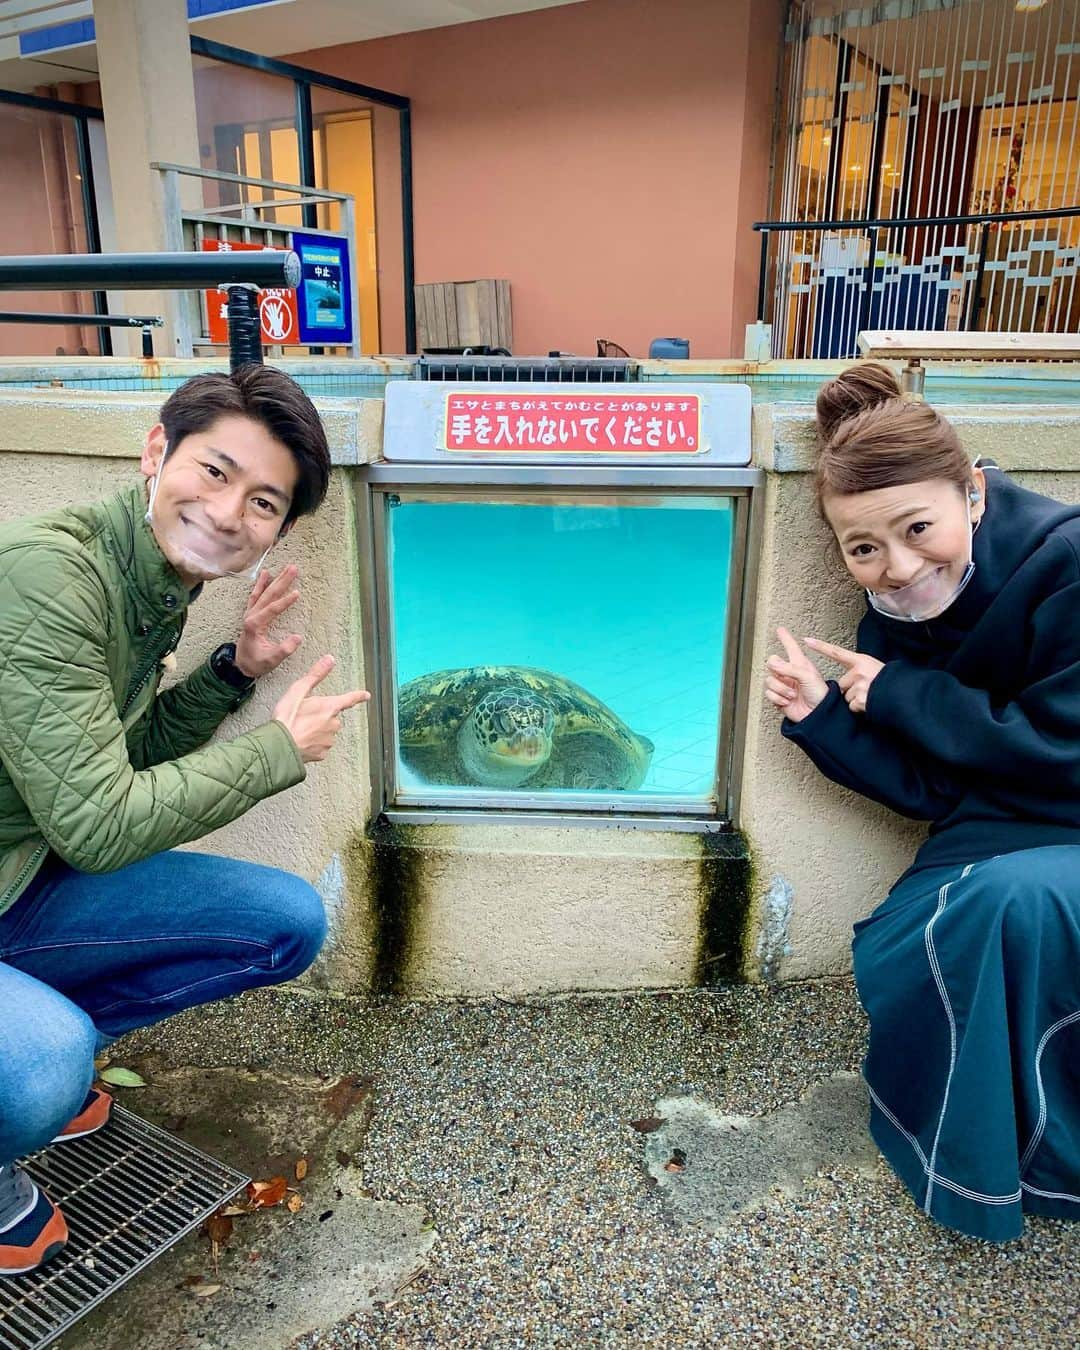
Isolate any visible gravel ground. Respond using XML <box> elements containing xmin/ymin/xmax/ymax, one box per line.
<box><xmin>120</xmin><ymin>979</ymin><xmax>1079</xmax><ymax>1349</ymax></box>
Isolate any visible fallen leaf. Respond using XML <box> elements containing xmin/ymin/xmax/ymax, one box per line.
<box><xmin>99</xmin><ymin>1066</ymin><xmax>147</xmax><ymax>1088</ymax></box>
<box><xmin>220</xmin><ymin>1204</ymin><xmax>247</xmax><ymax>1217</ymax></box>
<box><xmin>246</xmin><ymin>1177</ymin><xmax>288</xmax><ymax>1209</ymax></box>
<box><xmin>190</xmin><ymin>1283</ymin><xmax>221</xmax><ymax>1298</ymax></box>
<box><xmin>294</xmin><ymin>1159</ymin><xmax>308</xmax><ymax>1181</ymax></box>
<box><xmin>335</xmin><ymin>1149</ymin><xmax>352</xmax><ymax>1168</ymax></box>
<box><xmin>630</xmin><ymin>1116</ymin><xmax>665</xmax><ymax>1134</ymax></box>
<box><xmin>663</xmin><ymin>1161</ymin><xmax>685</xmax><ymax>1173</ymax></box>
<box><xmin>204</xmin><ymin>1212</ymin><xmax>233</xmax><ymax>1245</ymax></box>
<box><xmin>287</xmin><ymin>1192</ymin><xmax>304</xmax><ymax>1214</ymax></box>
<box><xmin>324</xmin><ymin>1075</ymin><xmax>372</xmax><ymax>1123</ymax></box>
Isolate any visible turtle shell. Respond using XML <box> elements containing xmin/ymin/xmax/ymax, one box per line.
<box><xmin>397</xmin><ymin>665</ymin><xmax>653</xmax><ymax>788</ymax></box>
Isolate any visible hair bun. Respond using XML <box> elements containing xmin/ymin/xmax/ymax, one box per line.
<box><xmin>815</xmin><ymin>361</ymin><xmax>902</xmax><ymax>442</ymax></box>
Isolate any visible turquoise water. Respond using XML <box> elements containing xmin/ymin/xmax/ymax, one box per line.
<box><xmin>6</xmin><ymin>370</ymin><xmax>1080</xmax><ymax>404</ymax></box>
<box><xmin>388</xmin><ymin>497</ymin><xmax>734</xmax><ymax>799</ymax></box>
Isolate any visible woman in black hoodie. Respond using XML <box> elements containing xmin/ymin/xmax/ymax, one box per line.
<box><xmin>766</xmin><ymin>362</ymin><xmax>1080</xmax><ymax>1241</ymax></box>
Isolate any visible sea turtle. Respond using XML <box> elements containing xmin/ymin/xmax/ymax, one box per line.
<box><xmin>397</xmin><ymin>666</ymin><xmax>654</xmax><ymax>791</ymax></box>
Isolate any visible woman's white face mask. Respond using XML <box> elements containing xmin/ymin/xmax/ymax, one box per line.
<box><xmin>866</xmin><ymin>496</ymin><xmax>977</xmax><ymax>622</ymax></box>
<box><xmin>825</xmin><ymin>475</ymin><xmax>984</xmax><ymax>624</ymax></box>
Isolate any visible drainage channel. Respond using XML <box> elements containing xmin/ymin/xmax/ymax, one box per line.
<box><xmin>0</xmin><ymin>1107</ymin><xmax>248</xmax><ymax>1350</ymax></box>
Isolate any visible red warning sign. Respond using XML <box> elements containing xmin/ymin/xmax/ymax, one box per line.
<box><xmin>201</xmin><ymin>240</ymin><xmax>299</xmax><ymax>346</ymax></box>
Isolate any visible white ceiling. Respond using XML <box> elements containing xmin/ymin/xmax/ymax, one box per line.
<box><xmin>0</xmin><ymin>0</ymin><xmax>585</xmax><ymax>93</ymax></box>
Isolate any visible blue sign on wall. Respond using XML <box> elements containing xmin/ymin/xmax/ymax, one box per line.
<box><xmin>293</xmin><ymin>231</ymin><xmax>353</xmax><ymax>346</ymax></box>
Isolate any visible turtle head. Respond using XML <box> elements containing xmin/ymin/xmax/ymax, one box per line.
<box><xmin>458</xmin><ymin>687</ymin><xmax>555</xmax><ymax>787</ymax></box>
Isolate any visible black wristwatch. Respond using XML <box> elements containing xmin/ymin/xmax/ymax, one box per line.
<box><xmin>209</xmin><ymin>642</ymin><xmax>256</xmax><ymax>693</ymax></box>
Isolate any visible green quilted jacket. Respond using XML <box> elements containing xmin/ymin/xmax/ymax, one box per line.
<box><xmin>0</xmin><ymin>484</ymin><xmax>306</xmax><ymax>916</ymax></box>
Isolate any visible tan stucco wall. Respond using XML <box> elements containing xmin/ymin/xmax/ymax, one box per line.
<box><xmin>2</xmin><ymin>375</ymin><xmax>1078</xmax><ymax>992</ymax></box>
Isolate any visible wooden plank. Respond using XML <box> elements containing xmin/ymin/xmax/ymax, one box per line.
<box><xmin>476</xmin><ymin>279</ymin><xmax>495</xmax><ymax>346</ymax></box>
<box><xmin>495</xmin><ymin>279</ymin><xmax>512</xmax><ymax>351</ymax></box>
<box><xmin>431</xmin><ymin>282</ymin><xmax>450</xmax><ymax>348</ymax></box>
<box><xmin>455</xmin><ymin>281</ymin><xmax>480</xmax><ymax>346</ymax></box>
<box><xmin>858</xmin><ymin>329</ymin><xmax>1080</xmax><ymax>361</ymax></box>
<box><xmin>442</xmin><ymin>282</ymin><xmax>458</xmax><ymax>347</ymax></box>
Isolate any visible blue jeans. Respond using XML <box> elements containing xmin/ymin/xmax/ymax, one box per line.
<box><xmin>0</xmin><ymin>850</ymin><xmax>327</xmax><ymax>1165</ymax></box>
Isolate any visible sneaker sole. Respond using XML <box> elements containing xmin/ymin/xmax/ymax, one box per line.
<box><xmin>50</xmin><ymin>1119</ymin><xmax>109</xmax><ymax>1143</ymax></box>
<box><xmin>0</xmin><ymin>1238</ymin><xmax>67</xmax><ymax>1276</ymax></box>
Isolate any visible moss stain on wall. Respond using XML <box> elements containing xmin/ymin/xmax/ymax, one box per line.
<box><xmin>696</xmin><ymin>828</ymin><xmax>754</xmax><ymax>985</ymax></box>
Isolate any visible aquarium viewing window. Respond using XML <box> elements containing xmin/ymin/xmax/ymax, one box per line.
<box><xmin>359</xmin><ymin>383</ymin><xmax>761</xmax><ymax>824</ymax></box>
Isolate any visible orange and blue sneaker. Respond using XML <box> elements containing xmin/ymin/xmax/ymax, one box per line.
<box><xmin>0</xmin><ymin>1163</ymin><xmax>68</xmax><ymax>1276</ymax></box>
<box><xmin>51</xmin><ymin>1087</ymin><xmax>112</xmax><ymax>1143</ymax></box>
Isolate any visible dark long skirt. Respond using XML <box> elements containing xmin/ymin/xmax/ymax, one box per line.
<box><xmin>852</xmin><ymin>844</ymin><xmax>1080</xmax><ymax>1241</ymax></box>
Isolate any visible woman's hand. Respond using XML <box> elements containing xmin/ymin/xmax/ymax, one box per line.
<box><xmin>804</xmin><ymin>638</ymin><xmax>884</xmax><ymax>714</ymax></box>
<box><xmin>765</xmin><ymin>627</ymin><xmax>829</xmax><ymax>723</ymax></box>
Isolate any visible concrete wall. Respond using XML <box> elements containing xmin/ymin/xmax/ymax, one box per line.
<box><xmin>2</xmin><ymin>373</ymin><xmax>1078</xmax><ymax>992</ymax></box>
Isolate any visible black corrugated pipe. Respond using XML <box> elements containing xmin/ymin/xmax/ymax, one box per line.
<box><xmin>226</xmin><ymin>287</ymin><xmax>263</xmax><ymax>371</ymax></box>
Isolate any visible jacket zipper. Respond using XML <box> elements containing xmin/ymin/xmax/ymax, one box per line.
<box><xmin>120</xmin><ymin>618</ymin><xmax>176</xmax><ymax>719</ymax></box>
<box><xmin>0</xmin><ymin>838</ymin><xmax>49</xmax><ymax>911</ymax></box>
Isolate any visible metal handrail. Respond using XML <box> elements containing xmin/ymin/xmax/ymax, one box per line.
<box><xmin>0</xmin><ymin>311</ymin><xmax>164</xmax><ymax>357</ymax></box>
<box><xmin>0</xmin><ymin>252</ymin><xmax>299</xmax><ymax>368</ymax></box>
<box><xmin>0</xmin><ymin>312</ymin><xmax>162</xmax><ymax>327</ymax></box>
<box><xmin>0</xmin><ymin>251</ymin><xmax>301</xmax><ymax>292</ymax></box>
<box><xmin>150</xmin><ymin>160</ymin><xmax>352</xmax><ymax>202</ymax></box>
<box><xmin>752</xmin><ymin>204</ymin><xmax>1080</xmax><ymax>234</ymax></box>
<box><xmin>751</xmin><ymin>205</ymin><xmax>1080</xmax><ymax>333</ymax></box>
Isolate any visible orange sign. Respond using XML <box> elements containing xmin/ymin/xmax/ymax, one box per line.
<box><xmin>443</xmin><ymin>391</ymin><xmax>703</xmax><ymax>454</ymax></box>
<box><xmin>201</xmin><ymin>240</ymin><xmax>299</xmax><ymax>345</ymax></box>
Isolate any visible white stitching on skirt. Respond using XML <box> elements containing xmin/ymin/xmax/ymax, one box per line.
<box><xmin>922</xmin><ymin>863</ymin><xmax>975</xmax><ymax>1217</ymax></box>
<box><xmin>1019</xmin><ymin>1008</ymin><xmax>1080</xmax><ymax>1174</ymax></box>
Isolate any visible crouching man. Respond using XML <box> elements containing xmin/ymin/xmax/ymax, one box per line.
<box><xmin>0</xmin><ymin>365</ymin><xmax>368</xmax><ymax>1274</ymax></box>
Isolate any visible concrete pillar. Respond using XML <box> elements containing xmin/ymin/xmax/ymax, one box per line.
<box><xmin>94</xmin><ymin>0</ymin><xmax>201</xmax><ymax>357</ymax></box>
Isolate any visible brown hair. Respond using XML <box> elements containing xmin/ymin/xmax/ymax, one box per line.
<box><xmin>159</xmin><ymin>365</ymin><xmax>330</xmax><ymax>524</ymax></box>
<box><xmin>814</xmin><ymin>362</ymin><xmax>972</xmax><ymax>516</ymax></box>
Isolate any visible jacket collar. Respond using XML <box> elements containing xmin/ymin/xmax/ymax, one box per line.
<box><xmin>100</xmin><ymin>485</ymin><xmax>196</xmax><ymax>624</ymax></box>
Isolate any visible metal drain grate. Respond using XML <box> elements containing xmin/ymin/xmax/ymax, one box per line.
<box><xmin>0</xmin><ymin>1107</ymin><xmax>249</xmax><ymax>1350</ymax></box>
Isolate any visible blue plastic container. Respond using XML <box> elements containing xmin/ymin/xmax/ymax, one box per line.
<box><xmin>648</xmin><ymin>336</ymin><xmax>690</xmax><ymax>359</ymax></box>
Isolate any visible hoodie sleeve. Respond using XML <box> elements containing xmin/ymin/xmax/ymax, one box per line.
<box><xmin>863</xmin><ymin>537</ymin><xmax>1080</xmax><ymax>796</ymax></box>
<box><xmin>782</xmin><ymin>682</ymin><xmax>965</xmax><ymax>820</ymax></box>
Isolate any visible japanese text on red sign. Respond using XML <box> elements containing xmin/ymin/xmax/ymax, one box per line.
<box><xmin>443</xmin><ymin>393</ymin><xmax>702</xmax><ymax>454</ymax></box>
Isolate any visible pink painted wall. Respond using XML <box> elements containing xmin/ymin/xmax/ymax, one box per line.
<box><xmin>292</xmin><ymin>0</ymin><xmax>784</xmax><ymax>357</ymax></box>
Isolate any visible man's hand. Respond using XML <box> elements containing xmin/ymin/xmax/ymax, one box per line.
<box><xmin>764</xmin><ymin>627</ymin><xmax>830</xmax><ymax>723</ymax></box>
<box><xmin>273</xmin><ymin>654</ymin><xmax>370</xmax><ymax>763</ymax></box>
<box><xmin>235</xmin><ymin>565</ymin><xmax>303</xmax><ymax>679</ymax></box>
<box><xmin>804</xmin><ymin>638</ymin><xmax>884</xmax><ymax>714</ymax></box>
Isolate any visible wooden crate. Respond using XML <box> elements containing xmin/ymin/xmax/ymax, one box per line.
<box><xmin>414</xmin><ymin>278</ymin><xmax>512</xmax><ymax>351</ymax></box>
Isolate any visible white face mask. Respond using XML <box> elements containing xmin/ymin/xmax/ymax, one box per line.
<box><xmin>145</xmin><ymin>445</ymin><xmax>276</xmax><ymax>582</ymax></box>
<box><xmin>866</xmin><ymin>490</ymin><xmax>979</xmax><ymax>623</ymax></box>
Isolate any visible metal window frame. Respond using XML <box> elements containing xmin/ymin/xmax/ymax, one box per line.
<box><xmin>356</xmin><ymin>463</ymin><xmax>763</xmax><ymax>831</ymax></box>
<box><xmin>189</xmin><ymin>36</ymin><xmax>416</xmax><ymax>351</ymax></box>
<box><xmin>0</xmin><ymin>87</ymin><xmax>110</xmax><ymax>354</ymax></box>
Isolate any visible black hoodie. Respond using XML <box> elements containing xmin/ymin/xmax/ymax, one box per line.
<box><xmin>782</xmin><ymin>467</ymin><xmax>1080</xmax><ymax>882</ymax></box>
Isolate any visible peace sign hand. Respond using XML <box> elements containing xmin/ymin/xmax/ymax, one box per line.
<box><xmin>804</xmin><ymin>638</ymin><xmax>884</xmax><ymax>715</ymax></box>
<box><xmin>764</xmin><ymin>627</ymin><xmax>830</xmax><ymax>723</ymax></box>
